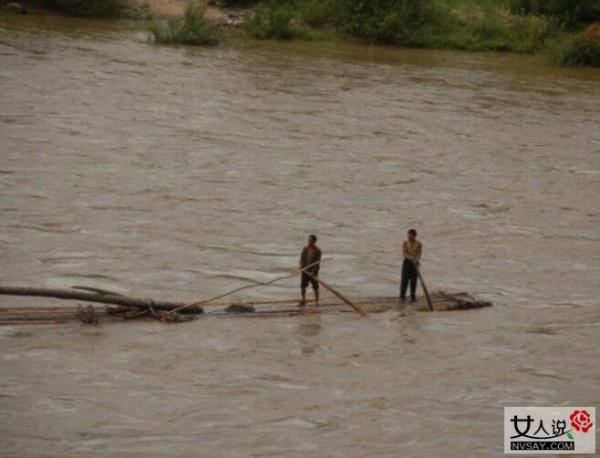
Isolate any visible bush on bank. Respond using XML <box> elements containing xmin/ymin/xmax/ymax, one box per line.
<box><xmin>213</xmin><ymin>0</ymin><xmax>258</xmax><ymax>6</ymax></box>
<box><xmin>508</xmin><ymin>0</ymin><xmax>600</xmax><ymax>28</ymax></box>
<box><xmin>238</xmin><ymin>0</ymin><xmax>598</xmax><ymax>66</ymax></box>
<box><xmin>335</xmin><ymin>0</ymin><xmax>440</xmax><ymax>46</ymax></box>
<box><xmin>243</xmin><ymin>0</ymin><xmax>337</xmax><ymax>40</ymax></box>
<box><xmin>244</xmin><ymin>1</ymin><xmax>297</xmax><ymax>39</ymax></box>
<box><xmin>242</xmin><ymin>0</ymin><xmax>556</xmax><ymax>53</ymax></box>
<box><xmin>439</xmin><ymin>10</ymin><xmax>555</xmax><ymax>53</ymax></box>
<box><xmin>35</xmin><ymin>0</ymin><xmax>132</xmax><ymax>17</ymax></box>
<box><xmin>289</xmin><ymin>0</ymin><xmax>337</xmax><ymax>27</ymax></box>
<box><xmin>149</xmin><ymin>1</ymin><xmax>221</xmax><ymax>45</ymax></box>
<box><xmin>547</xmin><ymin>23</ymin><xmax>600</xmax><ymax>66</ymax></box>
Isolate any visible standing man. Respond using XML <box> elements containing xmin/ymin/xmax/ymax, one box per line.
<box><xmin>401</xmin><ymin>229</ymin><xmax>422</xmax><ymax>302</ymax></box>
<box><xmin>299</xmin><ymin>234</ymin><xmax>322</xmax><ymax>306</ymax></box>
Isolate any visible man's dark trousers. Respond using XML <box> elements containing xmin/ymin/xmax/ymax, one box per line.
<box><xmin>400</xmin><ymin>259</ymin><xmax>418</xmax><ymax>300</ymax></box>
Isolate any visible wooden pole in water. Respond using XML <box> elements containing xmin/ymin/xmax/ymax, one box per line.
<box><xmin>414</xmin><ymin>263</ymin><xmax>434</xmax><ymax>311</ymax></box>
<box><xmin>303</xmin><ymin>271</ymin><xmax>368</xmax><ymax>317</ymax></box>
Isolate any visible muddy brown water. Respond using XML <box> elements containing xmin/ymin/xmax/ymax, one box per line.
<box><xmin>1</xmin><ymin>14</ymin><xmax>599</xmax><ymax>457</ymax></box>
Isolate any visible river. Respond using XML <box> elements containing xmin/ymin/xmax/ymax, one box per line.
<box><xmin>1</xmin><ymin>13</ymin><xmax>599</xmax><ymax>457</ymax></box>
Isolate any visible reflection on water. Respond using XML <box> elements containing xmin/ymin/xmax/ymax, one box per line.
<box><xmin>1</xmin><ymin>13</ymin><xmax>599</xmax><ymax>457</ymax></box>
<box><xmin>297</xmin><ymin>318</ymin><xmax>322</xmax><ymax>354</ymax></box>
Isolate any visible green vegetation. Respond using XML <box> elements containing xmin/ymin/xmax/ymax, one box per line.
<box><xmin>244</xmin><ymin>1</ymin><xmax>297</xmax><ymax>39</ymax></box>
<box><xmin>508</xmin><ymin>0</ymin><xmax>600</xmax><ymax>28</ymax></box>
<box><xmin>439</xmin><ymin>8</ymin><xmax>554</xmax><ymax>52</ymax></box>
<box><xmin>243</xmin><ymin>0</ymin><xmax>337</xmax><ymax>40</ymax></box>
<box><xmin>547</xmin><ymin>24</ymin><xmax>600</xmax><ymax>66</ymax></box>
<box><xmin>295</xmin><ymin>0</ymin><xmax>338</xmax><ymax>27</ymax></box>
<box><xmin>235</xmin><ymin>0</ymin><xmax>600</xmax><ymax>66</ymax></box>
<box><xmin>149</xmin><ymin>1</ymin><xmax>221</xmax><ymax>45</ymax></box>
<box><xmin>34</xmin><ymin>0</ymin><xmax>133</xmax><ymax>17</ymax></box>
<box><xmin>24</xmin><ymin>0</ymin><xmax>598</xmax><ymax>66</ymax></box>
<box><xmin>242</xmin><ymin>0</ymin><xmax>555</xmax><ymax>51</ymax></box>
<box><xmin>335</xmin><ymin>0</ymin><xmax>440</xmax><ymax>46</ymax></box>
<box><xmin>214</xmin><ymin>0</ymin><xmax>257</xmax><ymax>6</ymax></box>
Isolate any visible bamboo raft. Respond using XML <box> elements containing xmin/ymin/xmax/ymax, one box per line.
<box><xmin>0</xmin><ymin>290</ymin><xmax>492</xmax><ymax>326</ymax></box>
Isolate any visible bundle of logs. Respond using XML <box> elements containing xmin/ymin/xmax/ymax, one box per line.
<box><xmin>0</xmin><ymin>258</ymin><xmax>493</xmax><ymax>326</ymax></box>
<box><xmin>0</xmin><ymin>286</ymin><xmax>203</xmax><ymax>325</ymax></box>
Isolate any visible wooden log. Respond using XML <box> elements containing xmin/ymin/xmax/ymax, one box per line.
<box><xmin>0</xmin><ymin>286</ymin><xmax>202</xmax><ymax>313</ymax></box>
<box><xmin>71</xmin><ymin>286</ymin><xmax>125</xmax><ymax>296</ymax></box>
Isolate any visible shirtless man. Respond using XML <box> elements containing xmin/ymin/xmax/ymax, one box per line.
<box><xmin>299</xmin><ymin>234</ymin><xmax>322</xmax><ymax>306</ymax></box>
<box><xmin>400</xmin><ymin>229</ymin><xmax>422</xmax><ymax>302</ymax></box>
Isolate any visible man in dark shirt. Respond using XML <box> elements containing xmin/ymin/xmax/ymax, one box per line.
<box><xmin>299</xmin><ymin>234</ymin><xmax>322</xmax><ymax>306</ymax></box>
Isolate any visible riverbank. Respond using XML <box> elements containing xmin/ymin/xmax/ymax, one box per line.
<box><xmin>145</xmin><ymin>0</ymin><xmax>600</xmax><ymax>67</ymax></box>
<box><xmin>3</xmin><ymin>0</ymin><xmax>599</xmax><ymax>66</ymax></box>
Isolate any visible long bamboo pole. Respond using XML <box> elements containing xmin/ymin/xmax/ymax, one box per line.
<box><xmin>303</xmin><ymin>271</ymin><xmax>368</xmax><ymax>317</ymax></box>
<box><xmin>168</xmin><ymin>258</ymin><xmax>333</xmax><ymax>315</ymax></box>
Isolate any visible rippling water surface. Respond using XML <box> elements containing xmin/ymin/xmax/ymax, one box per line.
<box><xmin>1</xmin><ymin>14</ymin><xmax>599</xmax><ymax>457</ymax></box>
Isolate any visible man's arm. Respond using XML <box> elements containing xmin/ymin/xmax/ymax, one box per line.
<box><xmin>402</xmin><ymin>241</ymin><xmax>409</xmax><ymax>259</ymax></box>
<box><xmin>300</xmin><ymin>247</ymin><xmax>307</xmax><ymax>268</ymax></box>
<box><xmin>313</xmin><ymin>248</ymin><xmax>322</xmax><ymax>276</ymax></box>
<box><xmin>415</xmin><ymin>242</ymin><xmax>422</xmax><ymax>264</ymax></box>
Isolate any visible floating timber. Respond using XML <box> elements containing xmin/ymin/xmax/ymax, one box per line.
<box><xmin>0</xmin><ymin>292</ymin><xmax>492</xmax><ymax>326</ymax></box>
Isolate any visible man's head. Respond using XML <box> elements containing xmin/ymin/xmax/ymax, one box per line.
<box><xmin>407</xmin><ymin>229</ymin><xmax>417</xmax><ymax>241</ymax></box>
<box><xmin>308</xmin><ymin>234</ymin><xmax>317</xmax><ymax>246</ymax></box>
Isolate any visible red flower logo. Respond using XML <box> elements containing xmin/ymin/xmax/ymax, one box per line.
<box><xmin>570</xmin><ymin>410</ymin><xmax>594</xmax><ymax>433</ymax></box>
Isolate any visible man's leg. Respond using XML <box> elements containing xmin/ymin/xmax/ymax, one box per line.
<box><xmin>300</xmin><ymin>274</ymin><xmax>308</xmax><ymax>306</ymax></box>
<box><xmin>400</xmin><ymin>263</ymin><xmax>409</xmax><ymax>300</ymax></box>
<box><xmin>310</xmin><ymin>277</ymin><xmax>319</xmax><ymax>305</ymax></box>
<box><xmin>410</xmin><ymin>271</ymin><xmax>417</xmax><ymax>302</ymax></box>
